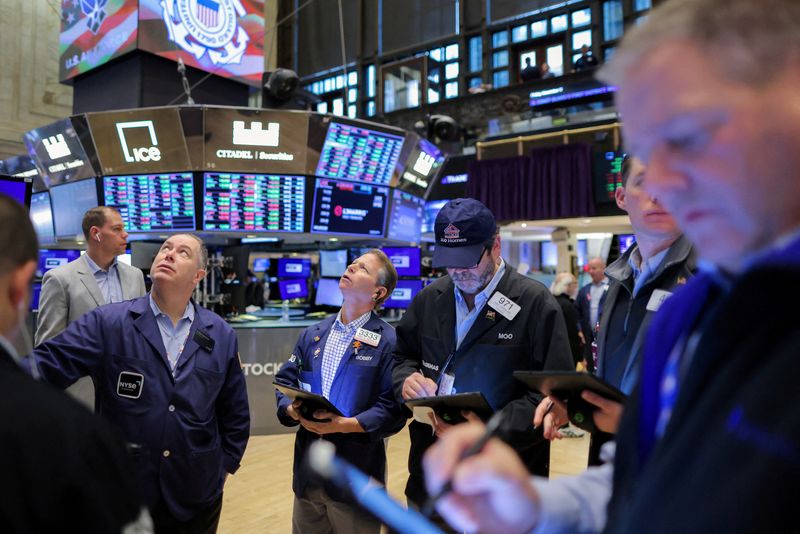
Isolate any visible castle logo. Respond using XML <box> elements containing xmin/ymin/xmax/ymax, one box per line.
<box><xmin>161</xmin><ymin>0</ymin><xmax>250</xmax><ymax>65</ymax></box>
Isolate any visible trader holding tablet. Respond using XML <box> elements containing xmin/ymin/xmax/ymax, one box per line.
<box><xmin>275</xmin><ymin>250</ymin><xmax>405</xmax><ymax>534</ymax></box>
<box><xmin>392</xmin><ymin>198</ymin><xmax>573</xmax><ymax>509</ymax></box>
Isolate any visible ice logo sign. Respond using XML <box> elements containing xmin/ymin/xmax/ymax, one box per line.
<box><xmin>232</xmin><ymin>121</ymin><xmax>280</xmax><ymax>147</ymax></box>
<box><xmin>80</xmin><ymin>0</ymin><xmax>108</xmax><ymax>34</ymax></box>
<box><xmin>116</xmin><ymin>121</ymin><xmax>162</xmax><ymax>163</ymax></box>
<box><xmin>161</xmin><ymin>0</ymin><xmax>250</xmax><ymax>66</ymax></box>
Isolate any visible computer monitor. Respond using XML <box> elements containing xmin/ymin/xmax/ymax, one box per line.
<box><xmin>278</xmin><ymin>279</ymin><xmax>309</xmax><ymax>300</ymax></box>
<box><xmin>319</xmin><ymin>249</ymin><xmax>348</xmax><ymax>278</ymax></box>
<box><xmin>103</xmin><ymin>173</ymin><xmax>196</xmax><ymax>232</ymax></box>
<box><xmin>278</xmin><ymin>258</ymin><xmax>311</xmax><ymax>278</ymax></box>
<box><xmin>422</xmin><ymin>199</ymin><xmax>449</xmax><ymax>234</ymax></box>
<box><xmin>386</xmin><ymin>189</ymin><xmax>424</xmax><ymax>243</ymax></box>
<box><xmin>310</xmin><ymin>178</ymin><xmax>389</xmax><ymax>237</ymax></box>
<box><xmin>383</xmin><ymin>279</ymin><xmax>424</xmax><ymax>309</ymax></box>
<box><xmin>0</xmin><ymin>175</ymin><xmax>32</xmax><ymax>207</ymax></box>
<box><xmin>618</xmin><ymin>234</ymin><xmax>636</xmax><ymax>255</ymax></box>
<box><xmin>382</xmin><ymin>247</ymin><xmax>421</xmax><ymax>277</ymax></box>
<box><xmin>37</xmin><ymin>249</ymin><xmax>82</xmax><ymax>278</ymax></box>
<box><xmin>50</xmin><ymin>178</ymin><xmax>99</xmax><ymax>238</ymax></box>
<box><xmin>541</xmin><ymin>241</ymin><xmax>558</xmax><ymax>268</ymax></box>
<box><xmin>253</xmin><ymin>258</ymin><xmax>271</xmax><ymax>273</ymax></box>
<box><xmin>203</xmin><ymin>173</ymin><xmax>306</xmax><ymax>232</ymax></box>
<box><xmin>315</xmin><ymin>120</ymin><xmax>405</xmax><ymax>185</ymax></box>
<box><xmin>314</xmin><ymin>277</ymin><xmax>344</xmax><ymax>307</ymax></box>
<box><xmin>30</xmin><ymin>191</ymin><xmax>55</xmax><ymax>245</ymax></box>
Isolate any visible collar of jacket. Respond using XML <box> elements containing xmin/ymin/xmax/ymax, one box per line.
<box><xmin>605</xmin><ymin>234</ymin><xmax>696</xmax><ymax>285</ymax></box>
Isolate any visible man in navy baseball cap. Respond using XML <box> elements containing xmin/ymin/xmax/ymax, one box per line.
<box><xmin>393</xmin><ymin>197</ymin><xmax>573</xmax><ymax>510</ymax></box>
<box><xmin>432</xmin><ymin>198</ymin><xmax>498</xmax><ymax>269</ymax></box>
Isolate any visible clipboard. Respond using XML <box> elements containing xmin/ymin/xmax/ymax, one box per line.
<box><xmin>513</xmin><ymin>371</ymin><xmax>626</xmax><ymax>433</ymax></box>
<box><xmin>404</xmin><ymin>392</ymin><xmax>493</xmax><ymax>424</ymax></box>
<box><xmin>273</xmin><ymin>382</ymin><xmax>344</xmax><ymax>421</ymax></box>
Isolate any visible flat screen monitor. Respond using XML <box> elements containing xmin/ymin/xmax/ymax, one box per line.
<box><xmin>30</xmin><ymin>191</ymin><xmax>56</xmax><ymax>245</ymax></box>
<box><xmin>594</xmin><ymin>151</ymin><xmax>625</xmax><ymax>203</ymax></box>
<box><xmin>103</xmin><ymin>173</ymin><xmax>196</xmax><ymax>232</ymax></box>
<box><xmin>37</xmin><ymin>249</ymin><xmax>82</xmax><ymax>278</ymax></box>
<box><xmin>396</xmin><ymin>137</ymin><xmax>445</xmax><ymax>196</ymax></box>
<box><xmin>137</xmin><ymin>0</ymin><xmax>266</xmax><ymax>86</ymax></box>
<box><xmin>31</xmin><ymin>282</ymin><xmax>42</xmax><ymax>311</ymax></box>
<box><xmin>422</xmin><ymin>199</ymin><xmax>449</xmax><ymax>234</ymax></box>
<box><xmin>0</xmin><ymin>175</ymin><xmax>32</xmax><ymax>207</ymax></box>
<box><xmin>386</xmin><ymin>189</ymin><xmax>424</xmax><ymax>243</ymax></box>
<box><xmin>50</xmin><ymin>178</ymin><xmax>99</xmax><ymax>238</ymax></box>
<box><xmin>278</xmin><ymin>279</ymin><xmax>309</xmax><ymax>300</ymax></box>
<box><xmin>314</xmin><ymin>277</ymin><xmax>343</xmax><ymax>307</ymax></box>
<box><xmin>310</xmin><ymin>178</ymin><xmax>389</xmax><ymax>237</ymax></box>
<box><xmin>59</xmin><ymin>0</ymin><xmax>138</xmax><ymax>81</ymax></box>
<box><xmin>382</xmin><ymin>247</ymin><xmax>421</xmax><ymax>278</ymax></box>
<box><xmin>87</xmin><ymin>107</ymin><xmax>191</xmax><ymax>175</ymax></box>
<box><xmin>203</xmin><ymin>107</ymin><xmax>309</xmax><ymax>174</ymax></box>
<box><xmin>3</xmin><ymin>155</ymin><xmax>45</xmax><ymax>192</ymax></box>
<box><xmin>541</xmin><ymin>241</ymin><xmax>558</xmax><ymax>267</ymax></box>
<box><xmin>319</xmin><ymin>249</ymin><xmax>348</xmax><ymax>278</ymax></box>
<box><xmin>252</xmin><ymin>258</ymin><xmax>270</xmax><ymax>272</ymax></box>
<box><xmin>383</xmin><ymin>279</ymin><xmax>423</xmax><ymax>309</ymax></box>
<box><xmin>277</xmin><ymin>258</ymin><xmax>311</xmax><ymax>278</ymax></box>
<box><xmin>203</xmin><ymin>173</ymin><xmax>306</xmax><ymax>232</ymax></box>
<box><xmin>315</xmin><ymin>121</ymin><xmax>405</xmax><ymax>185</ymax></box>
<box><xmin>23</xmin><ymin>117</ymin><xmax>95</xmax><ymax>187</ymax></box>
<box><xmin>618</xmin><ymin>234</ymin><xmax>636</xmax><ymax>255</ymax></box>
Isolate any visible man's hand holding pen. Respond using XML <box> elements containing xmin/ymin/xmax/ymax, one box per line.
<box><xmin>402</xmin><ymin>371</ymin><xmax>438</xmax><ymax>399</ymax></box>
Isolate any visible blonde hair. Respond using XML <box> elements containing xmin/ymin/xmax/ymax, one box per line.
<box><xmin>550</xmin><ymin>272</ymin><xmax>577</xmax><ymax>297</ymax></box>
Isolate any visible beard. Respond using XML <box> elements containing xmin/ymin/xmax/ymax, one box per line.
<box><xmin>450</xmin><ymin>260</ymin><xmax>497</xmax><ymax>295</ymax></box>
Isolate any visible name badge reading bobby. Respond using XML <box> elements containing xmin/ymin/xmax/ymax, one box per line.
<box><xmin>488</xmin><ymin>291</ymin><xmax>521</xmax><ymax>321</ymax></box>
<box><xmin>354</xmin><ymin>327</ymin><xmax>381</xmax><ymax>347</ymax></box>
<box><xmin>117</xmin><ymin>372</ymin><xmax>144</xmax><ymax>399</ymax></box>
<box><xmin>646</xmin><ymin>289</ymin><xmax>673</xmax><ymax>312</ymax></box>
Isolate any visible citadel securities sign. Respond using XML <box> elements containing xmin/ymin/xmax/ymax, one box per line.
<box><xmin>202</xmin><ymin>107</ymin><xmax>309</xmax><ymax>174</ymax></box>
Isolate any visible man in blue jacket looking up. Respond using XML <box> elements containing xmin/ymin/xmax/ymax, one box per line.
<box><xmin>275</xmin><ymin>249</ymin><xmax>404</xmax><ymax>534</ymax></box>
<box><xmin>30</xmin><ymin>234</ymin><xmax>250</xmax><ymax>534</ymax></box>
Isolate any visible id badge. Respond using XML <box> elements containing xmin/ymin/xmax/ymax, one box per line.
<box><xmin>438</xmin><ymin>372</ymin><xmax>455</xmax><ymax>396</ymax></box>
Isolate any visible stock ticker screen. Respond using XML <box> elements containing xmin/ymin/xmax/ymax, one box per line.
<box><xmin>103</xmin><ymin>173</ymin><xmax>196</xmax><ymax>232</ymax></box>
<box><xmin>203</xmin><ymin>173</ymin><xmax>305</xmax><ymax>232</ymax></box>
<box><xmin>310</xmin><ymin>178</ymin><xmax>388</xmax><ymax>237</ymax></box>
<box><xmin>314</xmin><ymin>122</ymin><xmax>405</xmax><ymax>185</ymax></box>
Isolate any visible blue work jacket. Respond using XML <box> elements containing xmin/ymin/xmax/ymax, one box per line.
<box><xmin>31</xmin><ymin>296</ymin><xmax>250</xmax><ymax>521</ymax></box>
<box><xmin>275</xmin><ymin>312</ymin><xmax>404</xmax><ymax>501</ymax></box>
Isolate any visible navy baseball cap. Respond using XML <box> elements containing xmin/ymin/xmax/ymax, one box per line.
<box><xmin>432</xmin><ymin>198</ymin><xmax>497</xmax><ymax>268</ymax></box>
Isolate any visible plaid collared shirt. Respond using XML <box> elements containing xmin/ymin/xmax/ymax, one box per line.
<box><xmin>321</xmin><ymin>310</ymin><xmax>371</xmax><ymax>398</ymax></box>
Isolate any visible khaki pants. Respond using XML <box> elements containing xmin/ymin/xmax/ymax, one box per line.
<box><xmin>292</xmin><ymin>487</ymin><xmax>381</xmax><ymax>534</ymax></box>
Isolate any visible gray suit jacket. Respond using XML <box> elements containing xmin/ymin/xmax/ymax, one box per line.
<box><xmin>35</xmin><ymin>254</ymin><xmax>146</xmax><ymax>346</ymax></box>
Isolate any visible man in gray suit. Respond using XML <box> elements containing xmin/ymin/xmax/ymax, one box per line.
<box><xmin>35</xmin><ymin>206</ymin><xmax>146</xmax><ymax>407</ymax></box>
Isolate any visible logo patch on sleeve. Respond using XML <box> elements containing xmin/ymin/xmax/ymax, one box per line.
<box><xmin>117</xmin><ymin>372</ymin><xmax>144</xmax><ymax>399</ymax></box>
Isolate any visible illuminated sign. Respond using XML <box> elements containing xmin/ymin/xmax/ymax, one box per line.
<box><xmin>203</xmin><ymin>107</ymin><xmax>308</xmax><ymax>173</ymax></box>
<box><xmin>116</xmin><ymin>120</ymin><xmax>162</xmax><ymax>163</ymax></box>
<box><xmin>42</xmin><ymin>134</ymin><xmax>72</xmax><ymax>160</ymax></box>
<box><xmin>23</xmin><ymin>118</ymin><xmax>95</xmax><ymax>187</ymax></box>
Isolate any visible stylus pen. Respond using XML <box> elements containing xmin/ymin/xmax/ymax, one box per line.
<box><xmin>421</xmin><ymin>409</ymin><xmax>507</xmax><ymax>517</ymax></box>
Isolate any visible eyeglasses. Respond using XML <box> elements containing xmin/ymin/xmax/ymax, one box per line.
<box><xmin>461</xmin><ymin>247</ymin><xmax>490</xmax><ymax>270</ymax></box>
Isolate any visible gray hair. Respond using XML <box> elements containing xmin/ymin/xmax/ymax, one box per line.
<box><xmin>598</xmin><ymin>0</ymin><xmax>800</xmax><ymax>87</ymax></box>
<box><xmin>550</xmin><ymin>272</ymin><xmax>577</xmax><ymax>297</ymax></box>
<box><xmin>172</xmin><ymin>233</ymin><xmax>208</xmax><ymax>269</ymax></box>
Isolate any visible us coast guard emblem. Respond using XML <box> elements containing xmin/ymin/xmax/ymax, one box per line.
<box><xmin>161</xmin><ymin>0</ymin><xmax>250</xmax><ymax>65</ymax></box>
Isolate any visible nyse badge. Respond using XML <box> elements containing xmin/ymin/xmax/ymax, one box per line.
<box><xmin>117</xmin><ymin>372</ymin><xmax>144</xmax><ymax>399</ymax></box>
<box><xmin>485</xmin><ymin>310</ymin><xmax>496</xmax><ymax>321</ymax></box>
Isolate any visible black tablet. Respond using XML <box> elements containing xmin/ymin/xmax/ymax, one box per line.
<box><xmin>404</xmin><ymin>392</ymin><xmax>493</xmax><ymax>424</ymax></box>
<box><xmin>513</xmin><ymin>371</ymin><xmax>626</xmax><ymax>403</ymax></box>
<box><xmin>273</xmin><ymin>382</ymin><xmax>344</xmax><ymax>420</ymax></box>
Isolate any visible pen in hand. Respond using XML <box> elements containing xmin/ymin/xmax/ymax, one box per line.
<box><xmin>421</xmin><ymin>410</ymin><xmax>506</xmax><ymax>517</ymax></box>
<box><xmin>533</xmin><ymin>400</ymin><xmax>555</xmax><ymax>432</ymax></box>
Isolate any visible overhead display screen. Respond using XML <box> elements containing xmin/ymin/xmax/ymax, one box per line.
<box><xmin>103</xmin><ymin>173</ymin><xmax>196</xmax><ymax>232</ymax></box>
<box><xmin>3</xmin><ymin>155</ymin><xmax>46</xmax><ymax>192</ymax></box>
<box><xmin>396</xmin><ymin>136</ymin><xmax>445</xmax><ymax>196</ymax></box>
<box><xmin>278</xmin><ymin>279</ymin><xmax>309</xmax><ymax>300</ymax></box>
<box><xmin>138</xmin><ymin>0</ymin><xmax>266</xmax><ymax>86</ymax></box>
<box><xmin>37</xmin><ymin>249</ymin><xmax>82</xmax><ymax>278</ymax></box>
<box><xmin>0</xmin><ymin>176</ymin><xmax>31</xmax><ymax>208</ymax></box>
<box><xmin>386</xmin><ymin>189</ymin><xmax>424</xmax><ymax>243</ymax></box>
<box><xmin>50</xmin><ymin>178</ymin><xmax>100</xmax><ymax>238</ymax></box>
<box><xmin>314</xmin><ymin>277</ymin><xmax>343</xmax><ymax>308</ymax></box>
<box><xmin>203</xmin><ymin>173</ymin><xmax>305</xmax><ymax>232</ymax></box>
<box><xmin>87</xmin><ymin>107</ymin><xmax>191</xmax><ymax>175</ymax></box>
<box><xmin>382</xmin><ymin>246</ymin><xmax>421</xmax><ymax>278</ymax></box>
<box><xmin>30</xmin><ymin>191</ymin><xmax>56</xmax><ymax>245</ymax></box>
<box><xmin>203</xmin><ymin>107</ymin><xmax>309</xmax><ymax>173</ymax></box>
<box><xmin>277</xmin><ymin>258</ymin><xmax>311</xmax><ymax>278</ymax></box>
<box><xmin>59</xmin><ymin>0</ymin><xmax>139</xmax><ymax>81</ymax></box>
<box><xmin>315</xmin><ymin>121</ymin><xmax>405</xmax><ymax>185</ymax></box>
<box><xmin>24</xmin><ymin>118</ymin><xmax>95</xmax><ymax>187</ymax></box>
<box><xmin>310</xmin><ymin>178</ymin><xmax>389</xmax><ymax>237</ymax></box>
